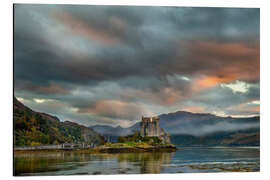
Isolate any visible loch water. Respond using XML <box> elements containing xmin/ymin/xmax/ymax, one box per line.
<box><xmin>14</xmin><ymin>147</ymin><xmax>260</xmax><ymax>176</ymax></box>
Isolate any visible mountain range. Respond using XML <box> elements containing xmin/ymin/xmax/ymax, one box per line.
<box><xmin>90</xmin><ymin>111</ymin><xmax>260</xmax><ymax>146</ymax></box>
<box><xmin>13</xmin><ymin>96</ymin><xmax>259</xmax><ymax>147</ymax></box>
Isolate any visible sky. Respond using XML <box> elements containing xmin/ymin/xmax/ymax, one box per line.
<box><xmin>14</xmin><ymin>4</ymin><xmax>260</xmax><ymax>127</ymax></box>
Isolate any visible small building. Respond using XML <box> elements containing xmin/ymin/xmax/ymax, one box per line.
<box><xmin>140</xmin><ymin>116</ymin><xmax>171</xmax><ymax>144</ymax></box>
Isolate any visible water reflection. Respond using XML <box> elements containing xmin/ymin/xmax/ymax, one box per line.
<box><xmin>116</xmin><ymin>152</ymin><xmax>173</xmax><ymax>174</ymax></box>
<box><xmin>14</xmin><ymin>151</ymin><xmax>174</xmax><ymax>175</ymax></box>
<box><xmin>14</xmin><ymin>147</ymin><xmax>259</xmax><ymax>176</ymax></box>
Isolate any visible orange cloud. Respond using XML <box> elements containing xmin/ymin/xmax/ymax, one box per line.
<box><xmin>197</xmin><ymin>76</ymin><xmax>226</xmax><ymax>88</ymax></box>
<box><xmin>163</xmin><ymin>87</ymin><xmax>183</xmax><ymax>105</ymax></box>
<box><xmin>182</xmin><ymin>106</ymin><xmax>205</xmax><ymax>113</ymax></box>
<box><xmin>119</xmin><ymin>87</ymin><xmax>183</xmax><ymax>106</ymax></box>
<box><xmin>181</xmin><ymin>41</ymin><xmax>259</xmax><ymax>79</ymax></box>
<box><xmin>250</xmin><ymin>105</ymin><xmax>260</xmax><ymax>112</ymax></box>
<box><xmin>35</xmin><ymin>83</ymin><xmax>68</xmax><ymax>94</ymax></box>
<box><xmin>53</xmin><ymin>10</ymin><xmax>122</xmax><ymax>45</ymax></box>
<box><xmin>193</xmin><ymin>75</ymin><xmax>236</xmax><ymax>92</ymax></box>
<box><xmin>193</xmin><ymin>41</ymin><xmax>259</xmax><ymax>58</ymax></box>
<box><xmin>180</xmin><ymin>40</ymin><xmax>260</xmax><ymax>92</ymax></box>
<box><xmin>78</xmin><ymin>100</ymin><xmax>150</xmax><ymax>120</ymax></box>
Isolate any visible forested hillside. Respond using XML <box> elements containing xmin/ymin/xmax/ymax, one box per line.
<box><xmin>14</xmin><ymin>97</ymin><xmax>106</xmax><ymax>146</ymax></box>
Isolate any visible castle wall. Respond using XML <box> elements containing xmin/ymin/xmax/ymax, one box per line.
<box><xmin>140</xmin><ymin>117</ymin><xmax>162</xmax><ymax>137</ymax></box>
<box><xmin>140</xmin><ymin>116</ymin><xmax>171</xmax><ymax>144</ymax></box>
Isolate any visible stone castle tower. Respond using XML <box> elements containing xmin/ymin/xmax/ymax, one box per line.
<box><xmin>140</xmin><ymin>116</ymin><xmax>170</xmax><ymax>144</ymax></box>
<box><xmin>140</xmin><ymin>116</ymin><xmax>161</xmax><ymax>137</ymax></box>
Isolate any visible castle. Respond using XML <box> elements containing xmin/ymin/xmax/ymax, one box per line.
<box><xmin>140</xmin><ymin>116</ymin><xmax>171</xmax><ymax>144</ymax></box>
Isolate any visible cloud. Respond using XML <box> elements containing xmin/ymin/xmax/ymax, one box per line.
<box><xmin>247</xmin><ymin>100</ymin><xmax>260</xmax><ymax>105</ymax></box>
<box><xmin>14</xmin><ymin>5</ymin><xmax>260</xmax><ymax>127</ymax></box>
<box><xmin>14</xmin><ymin>6</ymin><xmax>259</xmax><ymax>87</ymax></box>
<box><xmin>77</xmin><ymin>100</ymin><xmax>150</xmax><ymax>120</ymax></box>
<box><xmin>182</xmin><ymin>106</ymin><xmax>205</xmax><ymax>113</ymax></box>
<box><xmin>220</xmin><ymin>80</ymin><xmax>255</xmax><ymax>94</ymax></box>
<box><xmin>226</xmin><ymin>102</ymin><xmax>260</xmax><ymax>116</ymax></box>
<box><xmin>178</xmin><ymin>40</ymin><xmax>259</xmax><ymax>83</ymax></box>
<box><xmin>118</xmin><ymin>87</ymin><xmax>185</xmax><ymax>106</ymax></box>
<box><xmin>14</xmin><ymin>80</ymin><xmax>70</xmax><ymax>95</ymax></box>
<box><xmin>53</xmin><ymin>10</ymin><xmax>123</xmax><ymax>45</ymax></box>
<box><xmin>33</xmin><ymin>98</ymin><xmax>55</xmax><ymax>104</ymax></box>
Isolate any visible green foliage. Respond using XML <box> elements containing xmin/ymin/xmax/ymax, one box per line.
<box><xmin>142</xmin><ymin>136</ymin><xmax>162</xmax><ymax>144</ymax></box>
<box><xmin>53</xmin><ymin>140</ymin><xmax>59</xmax><ymax>145</ymax></box>
<box><xmin>117</xmin><ymin>131</ymin><xmax>163</xmax><ymax>146</ymax></box>
<box><xmin>15</xmin><ymin>137</ymin><xmax>26</xmax><ymax>146</ymax></box>
<box><xmin>117</xmin><ymin>136</ymin><xmax>127</xmax><ymax>143</ymax></box>
<box><xmin>14</xmin><ymin>98</ymin><xmax>105</xmax><ymax>146</ymax></box>
<box><xmin>103</xmin><ymin>141</ymin><xmax>149</xmax><ymax>148</ymax></box>
<box><xmin>30</xmin><ymin>141</ymin><xmax>41</xmax><ymax>146</ymax></box>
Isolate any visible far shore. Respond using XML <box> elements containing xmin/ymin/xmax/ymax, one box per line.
<box><xmin>14</xmin><ymin>144</ymin><xmax>177</xmax><ymax>154</ymax></box>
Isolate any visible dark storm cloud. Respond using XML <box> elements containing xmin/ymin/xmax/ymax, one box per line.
<box><xmin>14</xmin><ymin>4</ymin><xmax>260</xmax><ymax>126</ymax></box>
<box><xmin>184</xmin><ymin>82</ymin><xmax>260</xmax><ymax>116</ymax></box>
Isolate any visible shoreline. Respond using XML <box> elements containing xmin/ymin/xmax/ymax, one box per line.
<box><xmin>14</xmin><ymin>144</ymin><xmax>177</xmax><ymax>154</ymax></box>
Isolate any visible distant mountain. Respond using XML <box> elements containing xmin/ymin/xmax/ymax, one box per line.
<box><xmin>170</xmin><ymin>128</ymin><xmax>259</xmax><ymax>147</ymax></box>
<box><xmin>90</xmin><ymin>111</ymin><xmax>260</xmax><ymax>146</ymax></box>
<box><xmin>158</xmin><ymin>111</ymin><xmax>259</xmax><ymax>136</ymax></box>
<box><xmin>89</xmin><ymin>123</ymin><xmax>139</xmax><ymax>142</ymax></box>
<box><xmin>14</xmin><ymin>97</ymin><xmax>106</xmax><ymax>146</ymax></box>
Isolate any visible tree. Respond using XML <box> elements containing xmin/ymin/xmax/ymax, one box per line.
<box><xmin>117</xmin><ymin>136</ymin><xmax>127</xmax><ymax>143</ymax></box>
<box><xmin>16</xmin><ymin>138</ymin><xmax>26</xmax><ymax>146</ymax></box>
<box><xmin>53</xmin><ymin>140</ymin><xmax>59</xmax><ymax>145</ymax></box>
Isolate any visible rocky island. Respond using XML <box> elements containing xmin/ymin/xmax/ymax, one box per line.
<box><xmin>96</xmin><ymin>116</ymin><xmax>176</xmax><ymax>153</ymax></box>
